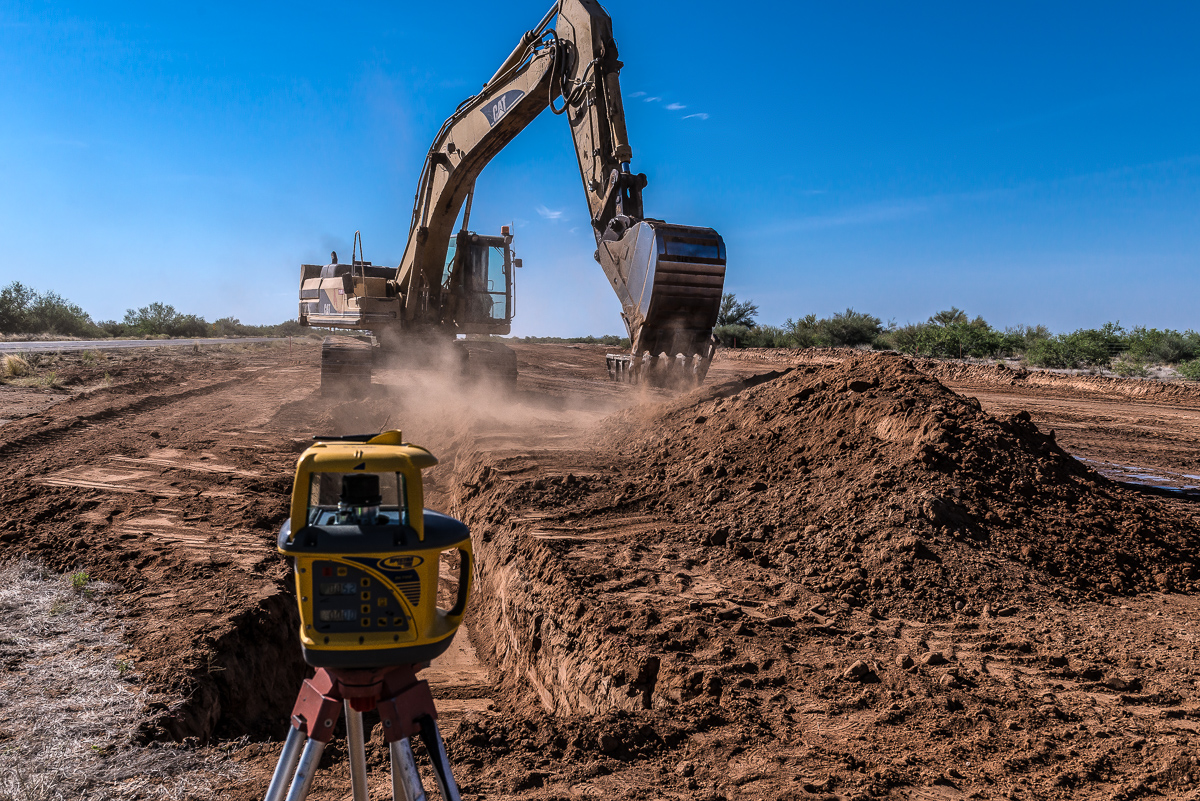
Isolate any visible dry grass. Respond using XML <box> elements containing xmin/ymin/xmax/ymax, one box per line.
<box><xmin>0</xmin><ymin>560</ymin><xmax>243</xmax><ymax>800</ymax></box>
<box><xmin>7</xmin><ymin>373</ymin><xmax>61</xmax><ymax>389</ymax></box>
<box><xmin>1</xmin><ymin>356</ymin><xmax>30</xmax><ymax>378</ymax></box>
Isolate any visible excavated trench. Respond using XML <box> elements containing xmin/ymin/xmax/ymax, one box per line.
<box><xmin>172</xmin><ymin>443</ymin><xmax>600</xmax><ymax>743</ymax></box>
<box><xmin>139</xmin><ymin>581</ymin><xmax>306</xmax><ymax>742</ymax></box>
<box><xmin>452</xmin><ymin>455</ymin><xmax>667</xmax><ymax>718</ymax></box>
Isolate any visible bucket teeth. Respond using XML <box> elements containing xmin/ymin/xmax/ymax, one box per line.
<box><xmin>606</xmin><ymin>347</ymin><xmax>714</xmax><ymax>388</ymax></box>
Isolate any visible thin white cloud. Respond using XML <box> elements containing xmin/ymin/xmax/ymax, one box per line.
<box><xmin>630</xmin><ymin>91</ymin><xmax>646</xmax><ymax>97</ymax></box>
<box><xmin>683</xmin><ymin>112</ymin><xmax>710</xmax><ymax>120</ymax></box>
<box><xmin>568</xmin><ymin>226</ymin><xmax>579</xmax><ymax>235</ymax></box>
<box><xmin>535</xmin><ymin>205</ymin><xmax>564</xmax><ymax>221</ymax></box>
<box><xmin>666</xmin><ymin>103</ymin><xmax>686</xmax><ymax>111</ymax></box>
<box><xmin>644</xmin><ymin>96</ymin><xmax>662</xmax><ymax>103</ymax></box>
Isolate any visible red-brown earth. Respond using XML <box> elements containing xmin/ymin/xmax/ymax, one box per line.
<box><xmin>1</xmin><ymin>341</ymin><xmax>1199</xmax><ymax>800</ymax></box>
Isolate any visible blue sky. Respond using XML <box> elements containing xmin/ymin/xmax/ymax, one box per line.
<box><xmin>1</xmin><ymin>1</ymin><xmax>1197</xmax><ymax>335</ymax></box>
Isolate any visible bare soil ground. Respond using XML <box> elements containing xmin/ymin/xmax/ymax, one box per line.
<box><xmin>1</xmin><ymin>342</ymin><xmax>1199</xmax><ymax>800</ymax></box>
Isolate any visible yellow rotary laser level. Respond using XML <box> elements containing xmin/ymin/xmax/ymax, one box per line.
<box><xmin>277</xmin><ymin>430</ymin><xmax>473</xmax><ymax>669</ymax></box>
<box><xmin>267</xmin><ymin>431</ymin><xmax>473</xmax><ymax>801</ymax></box>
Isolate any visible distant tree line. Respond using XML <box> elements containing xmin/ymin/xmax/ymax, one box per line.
<box><xmin>0</xmin><ymin>281</ymin><xmax>306</xmax><ymax>339</ymax></box>
<box><xmin>0</xmin><ymin>282</ymin><xmax>99</xmax><ymax>337</ymax></box>
<box><xmin>714</xmin><ymin>294</ymin><xmax>1200</xmax><ymax>379</ymax></box>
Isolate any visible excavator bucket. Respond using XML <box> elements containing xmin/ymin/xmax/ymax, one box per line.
<box><xmin>605</xmin><ymin>221</ymin><xmax>726</xmax><ymax>386</ymax></box>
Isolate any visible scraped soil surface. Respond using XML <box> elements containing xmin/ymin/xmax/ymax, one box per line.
<box><xmin>2</xmin><ymin>342</ymin><xmax>1200</xmax><ymax>800</ymax></box>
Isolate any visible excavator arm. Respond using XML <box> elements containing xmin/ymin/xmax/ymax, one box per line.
<box><xmin>394</xmin><ymin>0</ymin><xmax>727</xmax><ymax>383</ymax></box>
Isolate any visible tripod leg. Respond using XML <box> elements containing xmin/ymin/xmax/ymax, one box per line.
<box><xmin>345</xmin><ymin>701</ymin><xmax>369</xmax><ymax>801</ymax></box>
<box><xmin>263</xmin><ymin>726</ymin><xmax>306</xmax><ymax>801</ymax></box>
<box><xmin>284</xmin><ymin>739</ymin><xmax>326</xmax><ymax>801</ymax></box>
<box><xmin>389</xmin><ymin>737</ymin><xmax>427</xmax><ymax>801</ymax></box>
<box><xmin>420</xmin><ymin>720</ymin><xmax>462</xmax><ymax>801</ymax></box>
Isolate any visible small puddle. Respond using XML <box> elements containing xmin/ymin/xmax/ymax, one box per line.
<box><xmin>1081</xmin><ymin>458</ymin><xmax>1200</xmax><ymax>496</ymax></box>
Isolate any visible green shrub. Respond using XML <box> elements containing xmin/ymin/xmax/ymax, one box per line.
<box><xmin>1126</xmin><ymin>327</ymin><xmax>1199</xmax><ymax>364</ymax></box>
<box><xmin>0</xmin><ymin>282</ymin><xmax>36</xmax><ymax>332</ymax></box>
<box><xmin>782</xmin><ymin>309</ymin><xmax>881</xmax><ymax>349</ymax></box>
<box><xmin>928</xmin><ymin>307</ymin><xmax>969</xmax><ymax>327</ymax></box>
<box><xmin>881</xmin><ymin>310</ymin><xmax>1005</xmax><ymax>358</ymax></box>
<box><xmin>1111</xmin><ymin>358</ymin><xmax>1148</xmax><ymax>378</ymax></box>
<box><xmin>817</xmin><ymin>308</ymin><xmax>882</xmax><ymax>347</ymax></box>
<box><xmin>1000</xmin><ymin>324</ymin><xmax>1052</xmax><ymax>356</ymax></box>
<box><xmin>1026</xmin><ymin>323</ymin><xmax>1124</xmax><ymax>368</ymax></box>
<box><xmin>0</xmin><ymin>281</ymin><xmax>105</xmax><ymax>337</ymax></box>
<box><xmin>742</xmin><ymin>325</ymin><xmax>793</xmax><ymax>348</ymax></box>
<box><xmin>916</xmin><ymin>322</ymin><xmax>1003</xmax><ymax>358</ymax></box>
<box><xmin>209</xmin><ymin>316</ymin><xmax>315</xmax><ymax>338</ymax></box>
<box><xmin>875</xmin><ymin>322</ymin><xmax>924</xmax><ymax>354</ymax></box>
<box><xmin>716</xmin><ymin>294</ymin><xmax>758</xmax><ymax>328</ymax></box>
<box><xmin>714</xmin><ymin>323</ymin><xmax>790</xmax><ymax>348</ymax></box>
<box><xmin>121</xmin><ymin>303</ymin><xmax>209</xmax><ymax>338</ymax></box>
<box><xmin>1024</xmin><ymin>339</ymin><xmax>1069</xmax><ymax>368</ymax></box>
<box><xmin>783</xmin><ymin>315</ymin><xmax>818</xmax><ymax>348</ymax></box>
<box><xmin>1177</xmin><ymin>359</ymin><xmax>1200</xmax><ymax>381</ymax></box>
<box><xmin>713</xmin><ymin>324</ymin><xmax>755</xmax><ymax>348</ymax></box>
<box><xmin>96</xmin><ymin>319</ymin><xmax>130</xmax><ymax>337</ymax></box>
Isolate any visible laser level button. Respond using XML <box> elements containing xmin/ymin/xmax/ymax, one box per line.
<box><xmin>361</xmin><ymin>591</ymin><xmax>370</xmax><ymax>601</ymax></box>
<box><xmin>337</xmin><ymin>567</ymin><xmax>348</xmax><ymax>577</ymax></box>
<box><xmin>360</xmin><ymin>618</ymin><xmax>370</xmax><ymax>628</ymax></box>
<box><xmin>360</xmin><ymin>577</ymin><xmax>370</xmax><ymax>587</ymax></box>
<box><xmin>377</xmin><ymin>597</ymin><xmax>387</xmax><ymax>607</ymax></box>
<box><xmin>361</xmin><ymin>604</ymin><xmax>371</xmax><ymax>615</ymax></box>
<box><xmin>378</xmin><ymin>618</ymin><xmax>387</xmax><ymax>627</ymax></box>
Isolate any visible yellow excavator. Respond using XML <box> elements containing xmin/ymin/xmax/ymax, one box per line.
<box><xmin>299</xmin><ymin>0</ymin><xmax>726</xmax><ymax>390</ymax></box>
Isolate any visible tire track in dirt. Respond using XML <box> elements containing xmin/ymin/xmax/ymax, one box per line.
<box><xmin>0</xmin><ymin>374</ymin><xmax>256</xmax><ymax>462</ymax></box>
<box><xmin>0</xmin><ymin>350</ymin><xmax>325</xmax><ymax>745</ymax></box>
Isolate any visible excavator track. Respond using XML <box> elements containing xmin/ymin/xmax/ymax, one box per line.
<box><xmin>455</xmin><ymin>340</ymin><xmax>518</xmax><ymax>385</ymax></box>
<box><xmin>320</xmin><ymin>336</ymin><xmax>374</xmax><ymax>397</ymax></box>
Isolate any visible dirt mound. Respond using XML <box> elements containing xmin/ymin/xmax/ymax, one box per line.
<box><xmin>447</xmin><ymin>348</ymin><xmax>1200</xmax><ymax>799</ymax></box>
<box><xmin>599</xmin><ymin>352</ymin><xmax>1200</xmax><ymax>616</ymax></box>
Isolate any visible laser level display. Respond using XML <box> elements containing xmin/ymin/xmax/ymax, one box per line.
<box><xmin>277</xmin><ymin>430</ymin><xmax>472</xmax><ymax>669</ymax></box>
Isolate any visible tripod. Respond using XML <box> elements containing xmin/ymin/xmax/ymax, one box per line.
<box><xmin>264</xmin><ymin>664</ymin><xmax>462</xmax><ymax>801</ymax></box>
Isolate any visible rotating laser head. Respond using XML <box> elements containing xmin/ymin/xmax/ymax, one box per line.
<box><xmin>278</xmin><ymin>430</ymin><xmax>473</xmax><ymax>669</ymax></box>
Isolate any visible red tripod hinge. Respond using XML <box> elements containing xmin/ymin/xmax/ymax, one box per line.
<box><xmin>290</xmin><ymin>676</ymin><xmax>344</xmax><ymax>743</ymax></box>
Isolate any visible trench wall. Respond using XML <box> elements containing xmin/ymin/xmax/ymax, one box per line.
<box><xmin>451</xmin><ymin>450</ymin><xmax>674</xmax><ymax>718</ymax></box>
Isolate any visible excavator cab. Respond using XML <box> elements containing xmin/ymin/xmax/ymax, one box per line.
<box><xmin>441</xmin><ymin>228</ymin><xmax>517</xmax><ymax>335</ymax></box>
